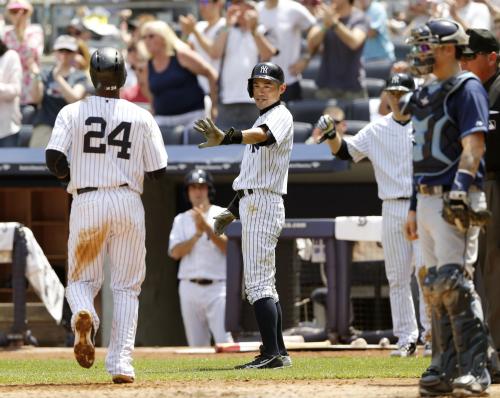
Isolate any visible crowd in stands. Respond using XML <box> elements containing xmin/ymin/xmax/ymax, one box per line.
<box><xmin>0</xmin><ymin>0</ymin><xmax>499</xmax><ymax>148</ymax></box>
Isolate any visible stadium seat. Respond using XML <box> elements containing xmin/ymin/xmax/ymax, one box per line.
<box><xmin>302</xmin><ymin>56</ymin><xmax>321</xmax><ymax>80</ymax></box>
<box><xmin>293</xmin><ymin>122</ymin><xmax>314</xmax><ymax>143</ymax></box>
<box><xmin>300</xmin><ymin>78</ymin><xmax>317</xmax><ymax>100</ymax></box>
<box><xmin>394</xmin><ymin>43</ymin><xmax>411</xmax><ymax>61</ymax></box>
<box><xmin>159</xmin><ymin>124</ymin><xmax>184</xmax><ymax>145</ymax></box>
<box><xmin>187</xmin><ymin>128</ymin><xmax>204</xmax><ymax>145</ymax></box>
<box><xmin>365</xmin><ymin>77</ymin><xmax>386</xmax><ymax>98</ymax></box>
<box><xmin>344</xmin><ymin>120</ymin><xmax>369</xmax><ymax>136</ymax></box>
<box><xmin>364</xmin><ymin>60</ymin><xmax>392</xmax><ymax>80</ymax></box>
<box><xmin>344</xmin><ymin>98</ymin><xmax>371</xmax><ymax>121</ymax></box>
<box><xmin>288</xmin><ymin>99</ymin><xmax>340</xmax><ymax>125</ymax></box>
<box><xmin>17</xmin><ymin>125</ymin><xmax>33</xmax><ymax>147</ymax></box>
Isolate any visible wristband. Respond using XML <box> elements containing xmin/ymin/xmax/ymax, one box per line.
<box><xmin>451</xmin><ymin>169</ymin><xmax>475</xmax><ymax>192</ymax></box>
<box><xmin>221</xmin><ymin>128</ymin><xmax>243</xmax><ymax>145</ymax></box>
<box><xmin>331</xmin><ymin>21</ymin><xmax>339</xmax><ymax>30</ymax></box>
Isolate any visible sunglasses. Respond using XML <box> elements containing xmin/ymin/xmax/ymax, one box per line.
<box><xmin>56</xmin><ymin>49</ymin><xmax>75</xmax><ymax>54</ymax></box>
<box><xmin>8</xmin><ymin>8</ymin><xmax>26</xmax><ymax>15</ymax></box>
<box><xmin>141</xmin><ymin>33</ymin><xmax>156</xmax><ymax>40</ymax></box>
<box><xmin>199</xmin><ymin>0</ymin><xmax>217</xmax><ymax>4</ymax></box>
<box><xmin>460</xmin><ymin>51</ymin><xmax>488</xmax><ymax>61</ymax></box>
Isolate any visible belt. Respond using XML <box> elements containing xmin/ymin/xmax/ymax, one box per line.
<box><xmin>77</xmin><ymin>183</ymin><xmax>128</xmax><ymax>195</ymax></box>
<box><xmin>189</xmin><ymin>279</ymin><xmax>214</xmax><ymax>285</ymax></box>
<box><xmin>417</xmin><ymin>184</ymin><xmax>451</xmax><ymax>195</ymax></box>
<box><xmin>396</xmin><ymin>197</ymin><xmax>410</xmax><ymax>200</ymax></box>
<box><xmin>237</xmin><ymin>189</ymin><xmax>254</xmax><ymax>199</ymax></box>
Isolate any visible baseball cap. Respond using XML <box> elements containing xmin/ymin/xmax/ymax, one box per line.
<box><xmin>7</xmin><ymin>0</ymin><xmax>31</xmax><ymax>11</ymax></box>
<box><xmin>53</xmin><ymin>35</ymin><xmax>79</xmax><ymax>52</ymax></box>
<box><xmin>463</xmin><ymin>29</ymin><xmax>500</xmax><ymax>56</ymax></box>
<box><xmin>384</xmin><ymin>73</ymin><xmax>415</xmax><ymax>92</ymax></box>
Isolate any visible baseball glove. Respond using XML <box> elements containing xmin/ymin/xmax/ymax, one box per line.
<box><xmin>442</xmin><ymin>191</ymin><xmax>491</xmax><ymax>232</ymax></box>
<box><xmin>213</xmin><ymin>194</ymin><xmax>240</xmax><ymax>236</ymax></box>
<box><xmin>316</xmin><ymin>115</ymin><xmax>337</xmax><ymax>144</ymax></box>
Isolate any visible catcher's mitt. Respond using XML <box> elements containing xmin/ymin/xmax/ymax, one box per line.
<box><xmin>442</xmin><ymin>191</ymin><xmax>491</xmax><ymax>232</ymax></box>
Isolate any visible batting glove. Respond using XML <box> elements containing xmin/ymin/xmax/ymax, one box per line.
<box><xmin>316</xmin><ymin>115</ymin><xmax>337</xmax><ymax>144</ymax></box>
<box><xmin>194</xmin><ymin>118</ymin><xmax>225</xmax><ymax>148</ymax></box>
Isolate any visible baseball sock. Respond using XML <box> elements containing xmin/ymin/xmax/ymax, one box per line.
<box><xmin>276</xmin><ymin>301</ymin><xmax>288</xmax><ymax>356</ymax></box>
<box><xmin>253</xmin><ymin>297</ymin><xmax>279</xmax><ymax>356</ymax></box>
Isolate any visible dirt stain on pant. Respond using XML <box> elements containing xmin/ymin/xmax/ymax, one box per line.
<box><xmin>70</xmin><ymin>224</ymin><xmax>109</xmax><ymax>281</ymax></box>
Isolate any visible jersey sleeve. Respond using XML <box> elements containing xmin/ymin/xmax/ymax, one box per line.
<box><xmin>168</xmin><ymin>214</ymin><xmax>186</xmax><ymax>256</ymax></box>
<box><xmin>262</xmin><ymin>107</ymin><xmax>293</xmax><ymax>145</ymax></box>
<box><xmin>143</xmin><ymin>113</ymin><xmax>168</xmax><ymax>172</ymax></box>
<box><xmin>46</xmin><ymin>106</ymin><xmax>72</xmax><ymax>154</ymax></box>
<box><xmin>344</xmin><ymin>126</ymin><xmax>371</xmax><ymax>163</ymax></box>
<box><xmin>449</xmin><ymin>79</ymin><xmax>489</xmax><ymax>139</ymax></box>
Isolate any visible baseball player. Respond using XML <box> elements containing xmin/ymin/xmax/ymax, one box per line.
<box><xmin>168</xmin><ymin>169</ymin><xmax>233</xmax><ymax>346</ymax></box>
<box><xmin>45</xmin><ymin>48</ymin><xmax>168</xmax><ymax>384</ymax></box>
<box><xmin>403</xmin><ymin>19</ymin><xmax>491</xmax><ymax>397</ymax></box>
<box><xmin>317</xmin><ymin>73</ymin><xmax>428</xmax><ymax>357</ymax></box>
<box><xmin>194</xmin><ymin>62</ymin><xmax>293</xmax><ymax>369</ymax></box>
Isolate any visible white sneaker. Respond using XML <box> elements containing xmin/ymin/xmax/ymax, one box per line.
<box><xmin>281</xmin><ymin>355</ymin><xmax>292</xmax><ymax>367</ymax></box>
<box><xmin>390</xmin><ymin>342</ymin><xmax>417</xmax><ymax>357</ymax></box>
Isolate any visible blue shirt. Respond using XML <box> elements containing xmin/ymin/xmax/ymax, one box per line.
<box><xmin>362</xmin><ymin>1</ymin><xmax>395</xmax><ymax>62</ymax></box>
<box><xmin>416</xmin><ymin>78</ymin><xmax>489</xmax><ymax>187</ymax></box>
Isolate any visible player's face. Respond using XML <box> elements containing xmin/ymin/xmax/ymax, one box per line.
<box><xmin>252</xmin><ymin>78</ymin><xmax>286</xmax><ymax>109</ymax></box>
<box><xmin>385</xmin><ymin>90</ymin><xmax>406</xmax><ymax>113</ymax></box>
<box><xmin>188</xmin><ymin>183</ymin><xmax>210</xmax><ymax>206</ymax></box>
<box><xmin>460</xmin><ymin>51</ymin><xmax>497</xmax><ymax>83</ymax></box>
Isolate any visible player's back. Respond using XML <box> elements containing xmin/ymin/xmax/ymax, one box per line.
<box><xmin>63</xmin><ymin>96</ymin><xmax>160</xmax><ymax>194</ymax></box>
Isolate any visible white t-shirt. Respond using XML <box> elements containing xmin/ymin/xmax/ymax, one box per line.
<box><xmin>188</xmin><ymin>18</ymin><xmax>226</xmax><ymax>94</ymax></box>
<box><xmin>257</xmin><ymin>0</ymin><xmax>315</xmax><ymax>85</ymax></box>
<box><xmin>46</xmin><ymin>96</ymin><xmax>168</xmax><ymax>195</ymax></box>
<box><xmin>0</xmin><ymin>50</ymin><xmax>21</xmax><ymax>139</ymax></box>
<box><xmin>221</xmin><ymin>27</ymin><xmax>263</xmax><ymax>104</ymax></box>
<box><xmin>168</xmin><ymin>204</ymin><xmax>227</xmax><ymax>280</ymax></box>
<box><xmin>345</xmin><ymin>113</ymin><xmax>413</xmax><ymax>200</ymax></box>
<box><xmin>233</xmin><ymin>103</ymin><xmax>294</xmax><ymax>195</ymax></box>
<box><xmin>457</xmin><ymin>1</ymin><xmax>491</xmax><ymax>29</ymax></box>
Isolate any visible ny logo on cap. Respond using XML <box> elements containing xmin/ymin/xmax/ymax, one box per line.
<box><xmin>391</xmin><ymin>76</ymin><xmax>400</xmax><ymax>85</ymax></box>
<box><xmin>260</xmin><ymin>65</ymin><xmax>269</xmax><ymax>74</ymax></box>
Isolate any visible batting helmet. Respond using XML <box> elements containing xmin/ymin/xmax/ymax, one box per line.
<box><xmin>184</xmin><ymin>169</ymin><xmax>216</xmax><ymax>202</ymax></box>
<box><xmin>247</xmin><ymin>62</ymin><xmax>285</xmax><ymax>98</ymax></box>
<box><xmin>90</xmin><ymin>47</ymin><xmax>127</xmax><ymax>91</ymax></box>
<box><xmin>384</xmin><ymin>73</ymin><xmax>415</xmax><ymax>93</ymax></box>
<box><xmin>406</xmin><ymin>18</ymin><xmax>468</xmax><ymax>75</ymax></box>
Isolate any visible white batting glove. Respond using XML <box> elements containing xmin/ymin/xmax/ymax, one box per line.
<box><xmin>316</xmin><ymin>115</ymin><xmax>337</xmax><ymax>143</ymax></box>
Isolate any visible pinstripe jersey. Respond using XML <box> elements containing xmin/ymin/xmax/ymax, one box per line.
<box><xmin>232</xmin><ymin>104</ymin><xmax>293</xmax><ymax>195</ymax></box>
<box><xmin>46</xmin><ymin>96</ymin><xmax>168</xmax><ymax>195</ymax></box>
<box><xmin>345</xmin><ymin>113</ymin><xmax>413</xmax><ymax>200</ymax></box>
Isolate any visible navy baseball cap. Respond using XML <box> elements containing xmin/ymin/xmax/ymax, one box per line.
<box><xmin>384</xmin><ymin>73</ymin><xmax>415</xmax><ymax>92</ymax></box>
<box><xmin>463</xmin><ymin>29</ymin><xmax>500</xmax><ymax>56</ymax></box>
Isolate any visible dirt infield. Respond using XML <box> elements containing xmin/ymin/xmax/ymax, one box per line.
<box><xmin>1</xmin><ymin>348</ymin><xmax>500</xmax><ymax>398</ymax></box>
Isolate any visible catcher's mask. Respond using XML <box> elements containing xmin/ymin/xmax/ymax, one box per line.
<box><xmin>184</xmin><ymin>168</ymin><xmax>216</xmax><ymax>203</ymax></box>
<box><xmin>406</xmin><ymin>19</ymin><xmax>468</xmax><ymax>76</ymax></box>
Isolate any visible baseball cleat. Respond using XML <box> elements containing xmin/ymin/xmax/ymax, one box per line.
<box><xmin>73</xmin><ymin>310</ymin><xmax>95</xmax><ymax>369</ymax></box>
<box><xmin>452</xmin><ymin>373</ymin><xmax>490</xmax><ymax>397</ymax></box>
<box><xmin>112</xmin><ymin>374</ymin><xmax>135</xmax><ymax>384</ymax></box>
<box><xmin>235</xmin><ymin>354</ymin><xmax>284</xmax><ymax>369</ymax></box>
<box><xmin>281</xmin><ymin>355</ymin><xmax>292</xmax><ymax>368</ymax></box>
<box><xmin>390</xmin><ymin>342</ymin><xmax>417</xmax><ymax>357</ymax></box>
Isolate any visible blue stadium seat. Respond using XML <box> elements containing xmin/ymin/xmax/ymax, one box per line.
<box><xmin>364</xmin><ymin>60</ymin><xmax>392</xmax><ymax>80</ymax></box>
<box><xmin>302</xmin><ymin>56</ymin><xmax>321</xmax><ymax>80</ymax></box>
<box><xmin>365</xmin><ymin>77</ymin><xmax>386</xmax><ymax>98</ymax></box>
<box><xmin>344</xmin><ymin>119</ymin><xmax>369</xmax><ymax>136</ymax></box>
<box><xmin>288</xmin><ymin>99</ymin><xmax>340</xmax><ymax>125</ymax></box>
<box><xmin>395</xmin><ymin>43</ymin><xmax>411</xmax><ymax>61</ymax></box>
<box><xmin>293</xmin><ymin>122</ymin><xmax>314</xmax><ymax>143</ymax></box>
<box><xmin>187</xmin><ymin>128</ymin><xmax>204</xmax><ymax>145</ymax></box>
<box><xmin>299</xmin><ymin>78</ymin><xmax>317</xmax><ymax>100</ymax></box>
<box><xmin>344</xmin><ymin>98</ymin><xmax>371</xmax><ymax>121</ymax></box>
<box><xmin>159</xmin><ymin>124</ymin><xmax>184</xmax><ymax>145</ymax></box>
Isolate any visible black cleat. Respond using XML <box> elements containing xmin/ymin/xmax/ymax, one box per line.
<box><xmin>235</xmin><ymin>354</ymin><xmax>284</xmax><ymax>369</ymax></box>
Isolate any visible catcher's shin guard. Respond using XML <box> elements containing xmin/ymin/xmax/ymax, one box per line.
<box><xmin>436</xmin><ymin>264</ymin><xmax>491</xmax><ymax>395</ymax></box>
<box><xmin>419</xmin><ymin>267</ymin><xmax>456</xmax><ymax>397</ymax></box>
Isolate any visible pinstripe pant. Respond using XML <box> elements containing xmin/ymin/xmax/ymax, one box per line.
<box><xmin>66</xmin><ymin>188</ymin><xmax>146</xmax><ymax>378</ymax></box>
<box><xmin>239</xmin><ymin>190</ymin><xmax>285</xmax><ymax>305</ymax></box>
<box><xmin>382</xmin><ymin>199</ymin><xmax>420</xmax><ymax>345</ymax></box>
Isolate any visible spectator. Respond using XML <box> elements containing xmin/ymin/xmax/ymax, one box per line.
<box><xmin>495</xmin><ymin>15</ymin><xmax>500</xmax><ymax>42</ymax></box>
<box><xmin>3</xmin><ymin>0</ymin><xmax>43</xmax><ymax>116</ymax></box>
<box><xmin>210</xmin><ymin>0</ymin><xmax>277</xmax><ymax>129</ymax></box>
<box><xmin>357</xmin><ymin>0</ymin><xmax>395</xmax><ymax>62</ymax></box>
<box><xmin>168</xmin><ymin>169</ymin><xmax>233</xmax><ymax>347</ymax></box>
<box><xmin>475</xmin><ymin>0</ymin><xmax>500</xmax><ymax>18</ymax></box>
<box><xmin>257</xmin><ymin>0</ymin><xmax>316</xmax><ymax>102</ymax></box>
<box><xmin>179</xmin><ymin>0</ymin><xmax>226</xmax><ymax>97</ymax></box>
<box><xmin>141</xmin><ymin>20</ymin><xmax>218</xmax><ymax>139</ymax></box>
<box><xmin>445</xmin><ymin>0</ymin><xmax>491</xmax><ymax>30</ymax></box>
<box><xmin>0</xmin><ymin>37</ymin><xmax>22</xmax><ymax>147</ymax></box>
<box><xmin>300</xmin><ymin>0</ymin><xmax>323</xmax><ymax>18</ymax></box>
<box><xmin>306</xmin><ymin>105</ymin><xmax>347</xmax><ymax>143</ymax></box>
<box><xmin>29</xmin><ymin>35</ymin><xmax>88</xmax><ymax>148</ymax></box>
<box><xmin>121</xmin><ymin>41</ymin><xmax>150</xmax><ymax>109</ymax></box>
<box><xmin>307</xmin><ymin>0</ymin><xmax>369</xmax><ymax>100</ymax></box>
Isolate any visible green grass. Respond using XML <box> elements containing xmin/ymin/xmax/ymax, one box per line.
<box><xmin>0</xmin><ymin>356</ymin><xmax>430</xmax><ymax>385</ymax></box>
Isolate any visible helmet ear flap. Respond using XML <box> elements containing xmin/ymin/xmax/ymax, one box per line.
<box><xmin>247</xmin><ymin>79</ymin><xmax>254</xmax><ymax>98</ymax></box>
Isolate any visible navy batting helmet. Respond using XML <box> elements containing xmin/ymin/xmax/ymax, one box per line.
<box><xmin>247</xmin><ymin>62</ymin><xmax>285</xmax><ymax>98</ymax></box>
<box><xmin>90</xmin><ymin>47</ymin><xmax>127</xmax><ymax>91</ymax></box>
<box><xmin>184</xmin><ymin>169</ymin><xmax>216</xmax><ymax>202</ymax></box>
<box><xmin>406</xmin><ymin>19</ymin><xmax>468</xmax><ymax>75</ymax></box>
<box><xmin>384</xmin><ymin>73</ymin><xmax>415</xmax><ymax>93</ymax></box>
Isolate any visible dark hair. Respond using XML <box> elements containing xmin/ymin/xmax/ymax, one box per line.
<box><xmin>0</xmin><ymin>39</ymin><xmax>7</xmax><ymax>57</ymax></box>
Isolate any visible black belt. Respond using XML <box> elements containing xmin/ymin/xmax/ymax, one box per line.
<box><xmin>189</xmin><ymin>279</ymin><xmax>214</xmax><ymax>285</ymax></box>
<box><xmin>417</xmin><ymin>184</ymin><xmax>451</xmax><ymax>195</ymax></box>
<box><xmin>77</xmin><ymin>183</ymin><xmax>128</xmax><ymax>195</ymax></box>
<box><xmin>237</xmin><ymin>189</ymin><xmax>254</xmax><ymax>199</ymax></box>
<box><xmin>396</xmin><ymin>197</ymin><xmax>410</xmax><ymax>200</ymax></box>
